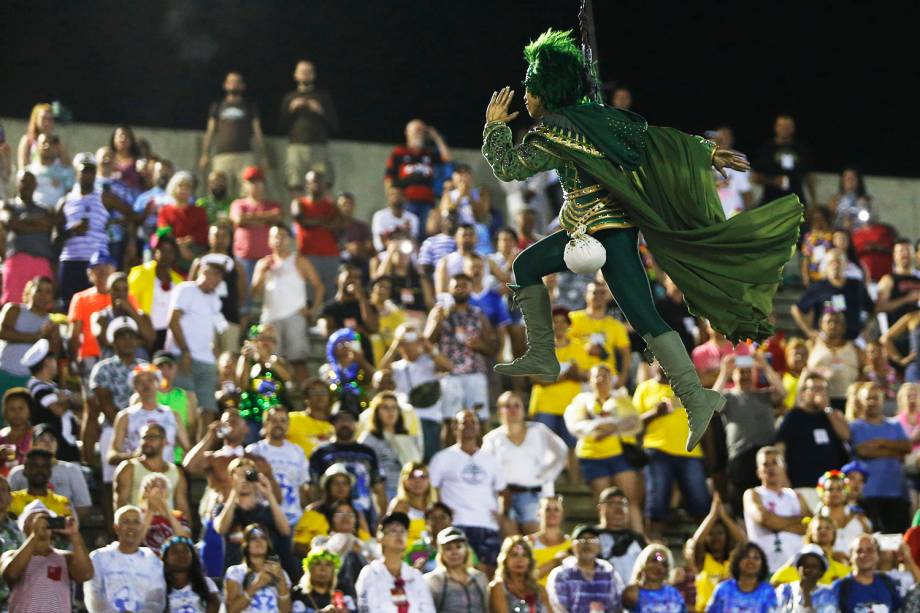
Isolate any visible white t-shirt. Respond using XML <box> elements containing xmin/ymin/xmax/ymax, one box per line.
<box><xmin>85</xmin><ymin>544</ymin><xmax>166</xmax><ymax>613</ymax></box>
<box><xmin>165</xmin><ymin>281</ymin><xmax>222</xmax><ymax>364</ymax></box>
<box><xmin>167</xmin><ymin>577</ymin><xmax>219</xmax><ymax>613</ymax></box>
<box><xmin>245</xmin><ymin>439</ymin><xmax>310</xmax><ymax>525</ymax></box>
<box><xmin>150</xmin><ymin>281</ymin><xmax>174</xmax><ymax>330</ymax></box>
<box><xmin>224</xmin><ymin>563</ymin><xmax>291</xmax><ymax>613</ymax></box>
<box><xmin>481</xmin><ymin>422</ymin><xmax>568</xmax><ymax>493</ymax></box>
<box><xmin>118</xmin><ymin>404</ymin><xmax>179</xmax><ymax>463</ymax></box>
<box><xmin>428</xmin><ymin>445</ymin><xmax>506</xmax><ymax>530</ymax></box>
<box><xmin>744</xmin><ymin>486</ymin><xmax>805</xmax><ymax>572</ymax></box>
<box><xmin>715</xmin><ymin>168</ymin><xmax>752</xmax><ymax>218</ymax></box>
<box><xmin>371</xmin><ymin>207</ymin><xmax>420</xmax><ymax>252</ymax></box>
<box><xmin>355</xmin><ymin>560</ymin><xmax>435</xmax><ymax>613</ymax></box>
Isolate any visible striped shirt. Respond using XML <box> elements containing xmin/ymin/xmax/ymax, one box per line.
<box><xmin>418</xmin><ymin>234</ymin><xmax>456</xmax><ymax>268</ymax></box>
<box><xmin>60</xmin><ymin>190</ymin><xmax>109</xmax><ymax>261</ymax></box>
<box><xmin>5</xmin><ymin>549</ymin><xmax>72</xmax><ymax>613</ymax></box>
<box><xmin>547</xmin><ymin>556</ymin><xmax>623</xmax><ymax>613</ymax></box>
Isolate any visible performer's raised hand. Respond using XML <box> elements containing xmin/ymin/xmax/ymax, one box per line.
<box><xmin>486</xmin><ymin>86</ymin><xmax>520</xmax><ymax>123</ymax></box>
<box><xmin>713</xmin><ymin>148</ymin><xmax>751</xmax><ymax>178</ymax></box>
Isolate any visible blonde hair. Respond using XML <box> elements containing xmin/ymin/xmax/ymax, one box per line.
<box><xmin>897</xmin><ymin>383</ymin><xmax>920</xmax><ymax>415</ymax></box>
<box><xmin>845</xmin><ymin>382</ymin><xmax>870</xmax><ymax>421</ymax></box>
<box><xmin>166</xmin><ymin>171</ymin><xmax>194</xmax><ymax>203</ymax></box>
<box><xmin>27</xmin><ymin>103</ymin><xmax>53</xmax><ymax>140</ymax></box>
<box><xmin>495</xmin><ymin>536</ymin><xmax>539</xmax><ymax>597</ymax></box>
<box><xmin>394</xmin><ymin>461</ymin><xmax>437</xmax><ymax>508</ymax></box>
<box><xmin>804</xmin><ymin>515</ymin><xmax>837</xmax><ymax>547</ymax></box>
<box><xmin>629</xmin><ymin>543</ymin><xmax>675</xmax><ymax>585</ymax></box>
<box><xmin>435</xmin><ymin>536</ymin><xmax>473</xmax><ymax>570</ymax></box>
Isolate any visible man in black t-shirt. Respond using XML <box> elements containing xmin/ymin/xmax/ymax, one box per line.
<box><xmin>792</xmin><ymin>249</ymin><xmax>874</xmax><ymax>340</ymax></box>
<box><xmin>318</xmin><ymin>264</ymin><xmax>379</xmax><ymax>361</ymax></box>
<box><xmin>199</xmin><ymin>72</ymin><xmax>266</xmax><ymax>198</ymax></box>
<box><xmin>775</xmin><ymin>373</ymin><xmax>850</xmax><ymax>501</ymax></box>
<box><xmin>595</xmin><ymin>486</ymin><xmax>647</xmax><ymax>582</ymax></box>
<box><xmin>280</xmin><ymin>60</ymin><xmax>339</xmax><ymax>196</ymax></box>
<box><xmin>751</xmin><ymin>114</ymin><xmax>816</xmax><ymax>206</ymax></box>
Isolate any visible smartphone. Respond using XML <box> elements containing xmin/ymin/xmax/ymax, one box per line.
<box><xmin>735</xmin><ymin>355</ymin><xmax>755</xmax><ymax>369</ymax></box>
<box><xmin>47</xmin><ymin>516</ymin><xmax>66</xmax><ymax>530</ymax></box>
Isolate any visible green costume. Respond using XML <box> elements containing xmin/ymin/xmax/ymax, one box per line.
<box><xmin>484</xmin><ymin>29</ymin><xmax>803</xmax><ymax>450</ymax></box>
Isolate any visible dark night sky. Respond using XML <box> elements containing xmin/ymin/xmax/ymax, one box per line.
<box><xmin>2</xmin><ymin>1</ymin><xmax>917</xmax><ymax>176</ymax></box>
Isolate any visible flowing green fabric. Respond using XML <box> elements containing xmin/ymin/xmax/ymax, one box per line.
<box><xmin>554</xmin><ymin>104</ymin><xmax>804</xmax><ymax>342</ymax></box>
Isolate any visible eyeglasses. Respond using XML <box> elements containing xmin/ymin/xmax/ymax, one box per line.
<box><xmin>383</xmin><ymin>527</ymin><xmax>407</xmax><ymax>536</ymax></box>
<box><xmin>574</xmin><ymin>537</ymin><xmax>600</xmax><ymax>545</ymax></box>
<box><xmin>408</xmin><ymin>471</ymin><xmax>428</xmax><ymax>480</ymax></box>
<box><xmin>334</xmin><ymin>512</ymin><xmax>357</xmax><ymax>519</ymax></box>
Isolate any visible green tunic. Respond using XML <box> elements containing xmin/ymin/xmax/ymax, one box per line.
<box><xmin>482</xmin><ymin>103</ymin><xmax>804</xmax><ymax>343</ymax></box>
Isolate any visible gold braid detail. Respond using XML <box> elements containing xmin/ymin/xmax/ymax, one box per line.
<box><xmin>531</xmin><ymin>124</ymin><xmax>605</xmax><ymax>158</ymax></box>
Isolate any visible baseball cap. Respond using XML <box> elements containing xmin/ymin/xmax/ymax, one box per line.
<box><xmin>436</xmin><ymin>527</ymin><xmax>468</xmax><ymax>546</ymax></box>
<box><xmin>20</xmin><ymin>338</ymin><xmax>51</xmax><ymax>369</ymax></box>
<box><xmin>571</xmin><ymin>524</ymin><xmax>600</xmax><ymax>540</ymax></box>
<box><xmin>152</xmin><ymin>350</ymin><xmax>176</xmax><ymax>366</ymax></box>
<box><xmin>87</xmin><ymin>252</ymin><xmax>117</xmax><ymax>269</ymax></box>
<box><xmin>72</xmin><ymin>152</ymin><xmax>97</xmax><ymax>170</ymax></box>
<box><xmin>241</xmin><ymin>165</ymin><xmax>265</xmax><ymax>182</ymax></box>
<box><xmin>320</xmin><ymin>463</ymin><xmax>355</xmax><ymax>490</ymax></box>
<box><xmin>200</xmin><ymin>252</ymin><xmax>234</xmax><ymax>273</ymax></box>
<box><xmin>106</xmin><ymin>316</ymin><xmax>139</xmax><ymax>344</ymax></box>
<box><xmin>841</xmin><ymin>460</ymin><xmax>870</xmax><ymax>479</ymax></box>
<box><xmin>793</xmin><ymin>544</ymin><xmax>828</xmax><ymax>572</ymax></box>
<box><xmin>379</xmin><ymin>512</ymin><xmax>410</xmax><ymax>532</ymax></box>
<box><xmin>17</xmin><ymin>499</ymin><xmax>57</xmax><ymax>533</ymax></box>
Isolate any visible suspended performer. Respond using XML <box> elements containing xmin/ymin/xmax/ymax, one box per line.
<box><xmin>482</xmin><ymin>29</ymin><xmax>803</xmax><ymax>450</ymax></box>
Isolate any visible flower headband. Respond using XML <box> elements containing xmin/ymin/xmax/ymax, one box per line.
<box><xmin>816</xmin><ymin>470</ymin><xmax>848</xmax><ymax>495</ymax></box>
<box><xmin>160</xmin><ymin>535</ymin><xmax>195</xmax><ymax>558</ymax></box>
<box><xmin>303</xmin><ymin>547</ymin><xmax>342</xmax><ymax>572</ymax></box>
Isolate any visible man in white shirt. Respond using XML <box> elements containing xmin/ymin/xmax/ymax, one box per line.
<box><xmin>428</xmin><ymin>410</ymin><xmax>509</xmax><ymax>576</ymax></box>
<box><xmin>710</xmin><ymin>126</ymin><xmax>753</xmax><ymax>218</ymax></box>
<box><xmin>371</xmin><ymin>184</ymin><xmax>420</xmax><ymax>252</ymax></box>
<box><xmin>743</xmin><ymin>446</ymin><xmax>810</xmax><ymax>573</ymax></box>
<box><xmin>85</xmin><ymin>505</ymin><xmax>166</xmax><ymax>613</ymax></box>
<box><xmin>166</xmin><ymin>253</ymin><xmax>231</xmax><ymax>421</ymax></box>
<box><xmin>355</xmin><ymin>512</ymin><xmax>435</xmax><ymax>613</ymax></box>
<box><xmin>245</xmin><ymin>405</ymin><xmax>310</xmax><ymax>527</ymax></box>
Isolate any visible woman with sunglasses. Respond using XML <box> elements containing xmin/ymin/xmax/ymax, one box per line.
<box><xmin>224</xmin><ymin>523</ymin><xmax>292</xmax><ymax>613</ymax></box>
<box><xmin>622</xmin><ymin>544</ymin><xmax>686</xmax><ymax>612</ymax></box>
<box><xmin>162</xmin><ymin>535</ymin><xmax>221</xmax><ymax>613</ymax></box>
<box><xmin>388</xmin><ymin>461</ymin><xmax>437</xmax><ymax>543</ymax></box>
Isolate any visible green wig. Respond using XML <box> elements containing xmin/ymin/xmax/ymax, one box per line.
<box><xmin>523</xmin><ymin>29</ymin><xmax>595</xmax><ymax>113</ymax></box>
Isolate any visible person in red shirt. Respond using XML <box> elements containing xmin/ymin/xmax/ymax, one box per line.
<box><xmin>229</xmin><ymin>166</ymin><xmax>282</xmax><ymax>283</ymax></box>
<box><xmin>384</xmin><ymin>119</ymin><xmax>452</xmax><ymax>237</ymax></box>
<box><xmin>291</xmin><ymin>169</ymin><xmax>343</xmax><ymax>298</ymax></box>
<box><xmin>157</xmin><ymin>171</ymin><xmax>209</xmax><ymax>273</ymax></box>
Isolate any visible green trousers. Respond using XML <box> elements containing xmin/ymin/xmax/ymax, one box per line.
<box><xmin>513</xmin><ymin>227</ymin><xmax>671</xmax><ymax>338</ymax></box>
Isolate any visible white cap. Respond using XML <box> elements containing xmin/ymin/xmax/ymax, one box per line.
<box><xmin>17</xmin><ymin>499</ymin><xmax>57</xmax><ymax>533</ymax></box>
<box><xmin>20</xmin><ymin>338</ymin><xmax>51</xmax><ymax>369</ymax></box>
<box><xmin>72</xmin><ymin>152</ymin><xmax>97</xmax><ymax>170</ymax></box>
<box><xmin>106</xmin><ymin>316</ymin><xmax>139</xmax><ymax>344</ymax></box>
<box><xmin>201</xmin><ymin>253</ymin><xmax>234</xmax><ymax>272</ymax></box>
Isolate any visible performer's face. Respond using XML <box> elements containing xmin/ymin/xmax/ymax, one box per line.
<box><xmin>524</xmin><ymin>89</ymin><xmax>546</xmax><ymax>119</ymax></box>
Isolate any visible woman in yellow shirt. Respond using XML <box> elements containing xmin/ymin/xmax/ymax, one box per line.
<box><xmin>368</xmin><ymin>276</ymin><xmax>408</xmax><ymax>364</ymax></box>
<box><xmin>770</xmin><ymin>516</ymin><xmax>850</xmax><ymax>586</ymax></box>
<box><xmin>563</xmin><ymin>363</ymin><xmax>643</xmax><ymax>532</ymax></box>
<box><xmin>685</xmin><ymin>492</ymin><xmax>747</xmax><ymax>612</ymax></box>
<box><xmin>526</xmin><ymin>495</ymin><xmax>571</xmax><ymax>587</ymax></box>
<box><xmin>387</xmin><ymin>461</ymin><xmax>437</xmax><ymax>543</ymax></box>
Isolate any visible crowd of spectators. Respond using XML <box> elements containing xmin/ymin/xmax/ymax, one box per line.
<box><xmin>2</xmin><ymin>72</ymin><xmax>920</xmax><ymax>613</ymax></box>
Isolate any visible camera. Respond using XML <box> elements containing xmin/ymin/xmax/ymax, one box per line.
<box><xmin>47</xmin><ymin>517</ymin><xmax>67</xmax><ymax>530</ymax></box>
<box><xmin>245</xmin><ymin>469</ymin><xmax>259</xmax><ymax>482</ymax></box>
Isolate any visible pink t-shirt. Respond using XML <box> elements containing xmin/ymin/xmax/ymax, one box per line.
<box><xmin>230</xmin><ymin>198</ymin><xmax>280</xmax><ymax>260</ymax></box>
<box><xmin>900</xmin><ymin>412</ymin><xmax>920</xmax><ymax>452</ymax></box>
<box><xmin>8</xmin><ymin>549</ymin><xmax>72</xmax><ymax>613</ymax></box>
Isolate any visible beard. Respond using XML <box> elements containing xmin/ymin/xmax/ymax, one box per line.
<box><xmin>452</xmin><ymin>294</ymin><xmax>469</xmax><ymax>305</ymax></box>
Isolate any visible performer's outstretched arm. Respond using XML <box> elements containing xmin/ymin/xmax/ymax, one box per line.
<box><xmin>481</xmin><ymin>87</ymin><xmax>557</xmax><ymax>182</ymax></box>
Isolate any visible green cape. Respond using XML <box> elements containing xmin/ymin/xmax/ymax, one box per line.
<box><xmin>548</xmin><ymin>103</ymin><xmax>804</xmax><ymax>342</ymax></box>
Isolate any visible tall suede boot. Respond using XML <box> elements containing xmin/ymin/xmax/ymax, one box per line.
<box><xmin>494</xmin><ymin>284</ymin><xmax>560</xmax><ymax>381</ymax></box>
<box><xmin>644</xmin><ymin>331</ymin><xmax>726</xmax><ymax>451</ymax></box>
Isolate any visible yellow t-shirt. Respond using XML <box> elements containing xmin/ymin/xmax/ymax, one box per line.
<box><xmin>568</xmin><ymin>311</ymin><xmax>630</xmax><ymax>377</ymax></box>
<box><xmin>10</xmin><ymin>490</ymin><xmax>73</xmax><ymax>518</ymax></box>
<box><xmin>531</xmin><ymin>536</ymin><xmax>572</xmax><ymax>587</ymax></box>
<box><xmin>568</xmin><ymin>390</ymin><xmax>638</xmax><ymax>459</ymax></box>
<box><xmin>783</xmin><ymin>371</ymin><xmax>800</xmax><ymax>411</ymax></box>
<box><xmin>293</xmin><ymin>508</ymin><xmax>372</xmax><ymax>548</ymax></box>
<box><xmin>633</xmin><ymin>379</ymin><xmax>703</xmax><ymax>457</ymax></box>
<box><xmin>770</xmin><ymin>556</ymin><xmax>850</xmax><ymax>586</ymax></box>
<box><xmin>695</xmin><ymin>552</ymin><xmax>730</xmax><ymax>612</ymax></box>
<box><xmin>357</xmin><ymin>406</ymin><xmax>421</xmax><ymax>439</ymax></box>
<box><xmin>371</xmin><ymin>307</ymin><xmax>408</xmax><ymax>364</ymax></box>
<box><xmin>287</xmin><ymin>411</ymin><xmax>335</xmax><ymax>459</ymax></box>
<box><xmin>529</xmin><ymin>340</ymin><xmax>595</xmax><ymax>417</ymax></box>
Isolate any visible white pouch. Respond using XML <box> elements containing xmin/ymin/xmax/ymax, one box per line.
<box><xmin>563</xmin><ymin>231</ymin><xmax>606</xmax><ymax>276</ymax></box>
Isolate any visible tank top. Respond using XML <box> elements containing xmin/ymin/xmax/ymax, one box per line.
<box><xmin>121</xmin><ymin>404</ymin><xmax>177</xmax><ymax>463</ymax></box>
<box><xmin>129</xmin><ymin>458</ymin><xmax>180</xmax><ymax>509</ymax></box>
<box><xmin>503</xmin><ymin>584</ymin><xmax>547</xmax><ymax>613</ymax></box>
<box><xmin>695</xmin><ymin>552</ymin><xmax>730</xmax><ymax>611</ymax></box>
<box><xmin>157</xmin><ymin>387</ymin><xmax>189</xmax><ymax>463</ymax></box>
<box><xmin>8</xmin><ymin>549</ymin><xmax>71</xmax><ymax>613</ymax></box>
<box><xmin>262</xmin><ymin>253</ymin><xmax>307</xmax><ymax>323</ymax></box>
<box><xmin>0</xmin><ymin>307</ymin><xmax>48</xmax><ymax>376</ymax></box>
<box><xmin>806</xmin><ymin>340</ymin><xmax>860</xmax><ymax>399</ymax></box>
<box><xmin>887</xmin><ymin>272</ymin><xmax>920</xmax><ymax>326</ymax></box>
<box><xmin>407</xmin><ymin>504</ymin><xmax>426</xmax><ymax>543</ymax></box>
<box><xmin>745</xmin><ymin>486</ymin><xmax>804</xmax><ymax>572</ymax></box>
<box><xmin>438</xmin><ymin>308</ymin><xmax>487</xmax><ymax>375</ymax></box>
<box><xmin>530</xmin><ymin>534</ymin><xmax>572</xmax><ymax>587</ymax></box>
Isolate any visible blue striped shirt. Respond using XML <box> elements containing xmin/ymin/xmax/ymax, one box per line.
<box><xmin>60</xmin><ymin>190</ymin><xmax>110</xmax><ymax>261</ymax></box>
<box><xmin>418</xmin><ymin>234</ymin><xmax>456</xmax><ymax>268</ymax></box>
<box><xmin>548</xmin><ymin>557</ymin><xmax>623</xmax><ymax>613</ymax></box>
